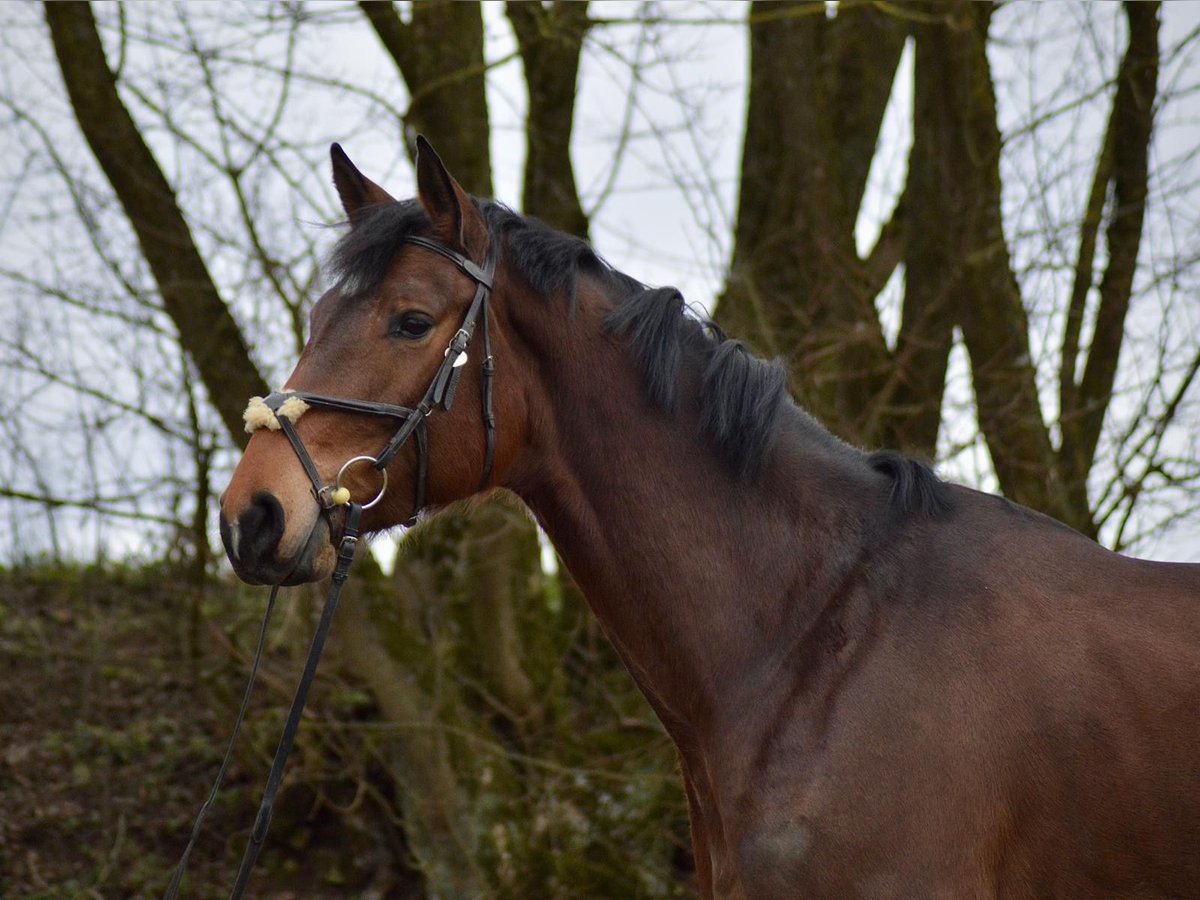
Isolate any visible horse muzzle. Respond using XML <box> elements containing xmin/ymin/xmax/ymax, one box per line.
<box><xmin>220</xmin><ymin>491</ymin><xmax>334</xmax><ymax>585</ymax></box>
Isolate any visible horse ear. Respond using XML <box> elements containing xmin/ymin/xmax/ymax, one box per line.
<box><xmin>414</xmin><ymin>135</ymin><xmax>487</xmax><ymax>254</ymax></box>
<box><xmin>330</xmin><ymin>143</ymin><xmax>395</xmax><ymax>223</ymax></box>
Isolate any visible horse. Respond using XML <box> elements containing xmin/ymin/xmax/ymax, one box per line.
<box><xmin>220</xmin><ymin>137</ymin><xmax>1200</xmax><ymax>898</ymax></box>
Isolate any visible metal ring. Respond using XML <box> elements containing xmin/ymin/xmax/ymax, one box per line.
<box><xmin>334</xmin><ymin>455</ymin><xmax>388</xmax><ymax>510</ymax></box>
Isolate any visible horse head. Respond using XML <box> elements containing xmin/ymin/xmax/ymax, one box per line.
<box><xmin>219</xmin><ymin>139</ymin><xmax>529</xmax><ymax>584</ymax></box>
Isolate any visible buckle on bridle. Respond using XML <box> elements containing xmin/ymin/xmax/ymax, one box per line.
<box><xmin>445</xmin><ymin>328</ymin><xmax>471</xmax><ymax>367</ymax></box>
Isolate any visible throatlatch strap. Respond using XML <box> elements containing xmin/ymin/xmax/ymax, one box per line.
<box><xmin>478</xmin><ymin>302</ymin><xmax>495</xmax><ymax>490</ymax></box>
<box><xmin>413</xmin><ymin>421</ymin><xmax>429</xmax><ymax>517</ymax></box>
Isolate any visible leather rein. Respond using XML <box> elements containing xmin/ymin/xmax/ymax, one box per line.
<box><xmin>165</xmin><ymin>233</ymin><xmax>497</xmax><ymax>898</ymax></box>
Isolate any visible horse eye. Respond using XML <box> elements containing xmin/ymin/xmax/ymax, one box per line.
<box><xmin>390</xmin><ymin>313</ymin><xmax>434</xmax><ymax>340</ymax></box>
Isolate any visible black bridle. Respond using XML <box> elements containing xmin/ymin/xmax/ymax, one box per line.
<box><xmin>264</xmin><ymin>233</ymin><xmax>498</xmax><ymax>522</ymax></box>
<box><xmin>166</xmin><ymin>232</ymin><xmax>497</xmax><ymax>898</ymax></box>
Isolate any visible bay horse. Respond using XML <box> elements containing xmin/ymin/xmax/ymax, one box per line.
<box><xmin>220</xmin><ymin>138</ymin><xmax>1200</xmax><ymax>898</ymax></box>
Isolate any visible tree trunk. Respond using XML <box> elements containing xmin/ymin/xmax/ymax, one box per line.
<box><xmin>43</xmin><ymin>0</ymin><xmax>268</xmax><ymax>446</ymax></box>
<box><xmin>46</xmin><ymin>5</ymin><xmax>489</xmax><ymax>894</ymax></box>
<box><xmin>1058</xmin><ymin>2</ymin><xmax>1160</xmax><ymax>527</ymax></box>
<box><xmin>507</xmin><ymin>0</ymin><xmax>591</xmax><ymax>239</ymax></box>
<box><xmin>717</xmin><ymin>1</ymin><xmax>906</xmax><ymax>446</ymax></box>
<box><xmin>719</xmin><ymin>0</ymin><xmax>1163</xmax><ymax>537</ymax></box>
<box><xmin>359</xmin><ymin>0</ymin><xmax>493</xmax><ymax>196</ymax></box>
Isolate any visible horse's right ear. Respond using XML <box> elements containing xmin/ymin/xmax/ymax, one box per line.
<box><xmin>330</xmin><ymin>143</ymin><xmax>395</xmax><ymax>223</ymax></box>
<box><xmin>414</xmin><ymin>135</ymin><xmax>487</xmax><ymax>255</ymax></box>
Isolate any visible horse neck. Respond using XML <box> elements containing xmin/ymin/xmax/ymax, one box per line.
<box><xmin>502</xmin><ymin>277</ymin><xmax>886</xmax><ymax>732</ymax></box>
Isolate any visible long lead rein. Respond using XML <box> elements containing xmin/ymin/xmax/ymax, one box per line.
<box><xmin>163</xmin><ymin>585</ymin><xmax>280</xmax><ymax>899</ymax></box>
<box><xmin>164</xmin><ymin>504</ymin><xmax>363</xmax><ymax>899</ymax></box>
<box><xmin>229</xmin><ymin>502</ymin><xmax>362</xmax><ymax>897</ymax></box>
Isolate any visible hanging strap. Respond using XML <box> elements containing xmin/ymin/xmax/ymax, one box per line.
<box><xmin>163</xmin><ymin>585</ymin><xmax>280</xmax><ymax>900</ymax></box>
<box><xmin>478</xmin><ymin>302</ymin><xmax>495</xmax><ymax>490</ymax></box>
<box><xmin>229</xmin><ymin>502</ymin><xmax>362</xmax><ymax>898</ymax></box>
<box><xmin>163</xmin><ymin>504</ymin><xmax>363</xmax><ymax>899</ymax></box>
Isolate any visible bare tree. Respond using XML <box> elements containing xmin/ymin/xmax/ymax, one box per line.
<box><xmin>718</xmin><ymin>0</ymin><xmax>1193</xmax><ymax>543</ymax></box>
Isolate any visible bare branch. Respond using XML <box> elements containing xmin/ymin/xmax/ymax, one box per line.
<box><xmin>43</xmin><ymin>1</ymin><xmax>267</xmax><ymax>446</ymax></box>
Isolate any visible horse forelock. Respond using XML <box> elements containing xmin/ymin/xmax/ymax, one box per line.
<box><xmin>326</xmin><ymin>200</ymin><xmax>430</xmax><ymax>297</ymax></box>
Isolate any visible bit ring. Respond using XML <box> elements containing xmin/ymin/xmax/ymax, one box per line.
<box><xmin>334</xmin><ymin>455</ymin><xmax>388</xmax><ymax>510</ymax></box>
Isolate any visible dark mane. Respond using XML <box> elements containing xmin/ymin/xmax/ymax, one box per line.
<box><xmin>326</xmin><ymin>199</ymin><xmax>949</xmax><ymax>511</ymax></box>
<box><xmin>867</xmin><ymin>450</ymin><xmax>951</xmax><ymax>517</ymax></box>
<box><xmin>605</xmin><ymin>288</ymin><xmax>789</xmax><ymax>482</ymax></box>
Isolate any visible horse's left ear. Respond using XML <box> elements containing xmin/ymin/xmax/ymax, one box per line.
<box><xmin>331</xmin><ymin>143</ymin><xmax>395</xmax><ymax>223</ymax></box>
<box><xmin>414</xmin><ymin>135</ymin><xmax>487</xmax><ymax>256</ymax></box>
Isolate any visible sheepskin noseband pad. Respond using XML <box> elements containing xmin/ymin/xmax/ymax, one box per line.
<box><xmin>243</xmin><ymin>393</ymin><xmax>311</xmax><ymax>434</ymax></box>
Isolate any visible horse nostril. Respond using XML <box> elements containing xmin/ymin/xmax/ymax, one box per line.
<box><xmin>231</xmin><ymin>491</ymin><xmax>287</xmax><ymax>568</ymax></box>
